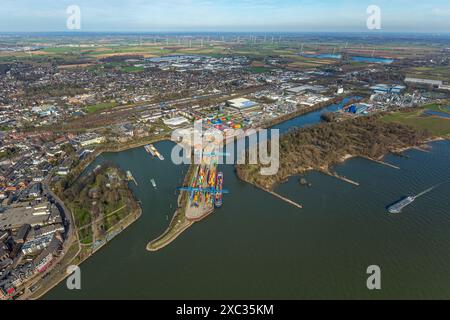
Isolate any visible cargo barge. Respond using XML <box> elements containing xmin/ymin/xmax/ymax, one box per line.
<box><xmin>387</xmin><ymin>196</ymin><xmax>415</xmax><ymax>214</ymax></box>
<box><xmin>145</xmin><ymin>144</ymin><xmax>165</xmax><ymax>161</ymax></box>
<box><xmin>215</xmin><ymin>172</ymin><xmax>223</xmax><ymax>208</ymax></box>
<box><xmin>387</xmin><ymin>184</ymin><xmax>440</xmax><ymax>214</ymax></box>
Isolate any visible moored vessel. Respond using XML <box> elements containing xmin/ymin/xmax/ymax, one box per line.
<box><xmin>215</xmin><ymin>172</ymin><xmax>223</xmax><ymax>208</ymax></box>
<box><xmin>388</xmin><ymin>196</ymin><xmax>415</xmax><ymax>214</ymax></box>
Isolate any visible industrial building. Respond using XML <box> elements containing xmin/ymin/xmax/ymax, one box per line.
<box><xmin>226</xmin><ymin>98</ymin><xmax>260</xmax><ymax>113</ymax></box>
<box><xmin>163</xmin><ymin>116</ymin><xmax>190</xmax><ymax>128</ymax></box>
<box><xmin>285</xmin><ymin>85</ymin><xmax>327</xmax><ymax>95</ymax></box>
<box><xmin>346</xmin><ymin>103</ymin><xmax>372</xmax><ymax>115</ymax></box>
<box><xmin>370</xmin><ymin>84</ymin><xmax>406</xmax><ymax>94</ymax></box>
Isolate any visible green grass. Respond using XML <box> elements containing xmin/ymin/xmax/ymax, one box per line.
<box><xmin>247</xmin><ymin>66</ymin><xmax>273</xmax><ymax>74</ymax></box>
<box><xmin>120</xmin><ymin>66</ymin><xmax>145</xmax><ymax>73</ymax></box>
<box><xmin>79</xmin><ymin>228</ymin><xmax>93</xmax><ymax>245</ymax></box>
<box><xmin>0</xmin><ymin>148</ymin><xmax>17</xmax><ymax>160</ymax></box>
<box><xmin>406</xmin><ymin>65</ymin><xmax>450</xmax><ymax>80</ymax></box>
<box><xmin>73</xmin><ymin>206</ymin><xmax>92</xmax><ymax>227</ymax></box>
<box><xmin>382</xmin><ymin>109</ymin><xmax>450</xmax><ymax>137</ymax></box>
<box><xmin>85</xmin><ymin>102</ymin><xmax>117</xmax><ymax>113</ymax></box>
<box><xmin>425</xmin><ymin>103</ymin><xmax>450</xmax><ymax>115</ymax></box>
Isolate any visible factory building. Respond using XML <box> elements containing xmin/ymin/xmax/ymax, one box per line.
<box><xmin>226</xmin><ymin>98</ymin><xmax>260</xmax><ymax>113</ymax></box>
<box><xmin>370</xmin><ymin>84</ymin><xmax>406</xmax><ymax>94</ymax></box>
<box><xmin>285</xmin><ymin>85</ymin><xmax>327</xmax><ymax>95</ymax></box>
<box><xmin>163</xmin><ymin>116</ymin><xmax>190</xmax><ymax>128</ymax></box>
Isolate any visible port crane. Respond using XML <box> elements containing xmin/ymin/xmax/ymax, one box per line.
<box><xmin>194</xmin><ymin>150</ymin><xmax>231</xmax><ymax>157</ymax></box>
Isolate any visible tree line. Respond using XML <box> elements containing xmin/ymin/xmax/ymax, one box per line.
<box><xmin>236</xmin><ymin>114</ymin><xmax>431</xmax><ymax>190</ymax></box>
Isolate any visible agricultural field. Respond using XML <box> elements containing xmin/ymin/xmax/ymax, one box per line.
<box><xmin>406</xmin><ymin>66</ymin><xmax>450</xmax><ymax>81</ymax></box>
<box><xmin>119</xmin><ymin>65</ymin><xmax>145</xmax><ymax>73</ymax></box>
<box><xmin>383</xmin><ymin>104</ymin><xmax>450</xmax><ymax>138</ymax></box>
<box><xmin>85</xmin><ymin>102</ymin><xmax>117</xmax><ymax>114</ymax></box>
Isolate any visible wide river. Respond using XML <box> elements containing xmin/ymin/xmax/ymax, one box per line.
<box><xmin>46</xmin><ymin>101</ymin><xmax>450</xmax><ymax>299</ymax></box>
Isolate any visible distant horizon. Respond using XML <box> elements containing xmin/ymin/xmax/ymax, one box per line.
<box><xmin>2</xmin><ymin>1</ymin><xmax>450</xmax><ymax>33</ymax></box>
<box><xmin>1</xmin><ymin>31</ymin><xmax>450</xmax><ymax>36</ymax></box>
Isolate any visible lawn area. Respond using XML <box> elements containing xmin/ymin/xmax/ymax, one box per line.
<box><xmin>120</xmin><ymin>65</ymin><xmax>145</xmax><ymax>73</ymax></box>
<box><xmin>79</xmin><ymin>228</ymin><xmax>93</xmax><ymax>245</ymax></box>
<box><xmin>425</xmin><ymin>103</ymin><xmax>450</xmax><ymax>115</ymax></box>
<box><xmin>383</xmin><ymin>109</ymin><xmax>450</xmax><ymax>137</ymax></box>
<box><xmin>247</xmin><ymin>66</ymin><xmax>273</xmax><ymax>74</ymax></box>
<box><xmin>73</xmin><ymin>206</ymin><xmax>92</xmax><ymax>227</ymax></box>
<box><xmin>85</xmin><ymin>102</ymin><xmax>117</xmax><ymax>113</ymax></box>
<box><xmin>406</xmin><ymin>65</ymin><xmax>450</xmax><ymax>80</ymax></box>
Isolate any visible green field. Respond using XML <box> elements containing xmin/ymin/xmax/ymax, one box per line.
<box><xmin>120</xmin><ymin>65</ymin><xmax>145</xmax><ymax>73</ymax></box>
<box><xmin>43</xmin><ymin>47</ymin><xmax>86</xmax><ymax>54</ymax></box>
<box><xmin>406</xmin><ymin>66</ymin><xmax>450</xmax><ymax>81</ymax></box>
<box><xmin>72</xmin><ymin>206</ymin><xmax>92</xmax><ymax>228</ymax></box>
<box><xmin>247</xmin><ymin>66</ymin><xmax>273</xmax><ymax>74</ymax></box>
<box><xmin>383</xmin><ymin>107</ymin><xmax>450</xmax><ymax>137</ymax></box>
<box><xmin>426</xmin><ymin>103</ymin><xmax>450</xmax><ymax>114</ymax></box>
<box><xmin>78</xmin><ymin>227</ymin><xmax>93</xmax><ymax>245</ymax></box>
<box><xmin>85</xmin><ymin>102</ymin><xmax>117</xmax><ymax>113</ymax></box>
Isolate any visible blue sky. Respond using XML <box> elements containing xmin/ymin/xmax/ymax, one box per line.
<box><xmin>1</xmin><ymin>0</ymin><xmax>449</xmax><ymax>32</ymax></box>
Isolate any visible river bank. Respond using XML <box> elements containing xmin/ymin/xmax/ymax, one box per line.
<box><xmin>146</xmin><ymin>164</ymin><xmax>197</xmax><ymax>251</ymax></box>
<box><xmin>44</xmin><ymin>137</ymin><xmax>450</xmax><ymax>300</ymax></box>
<box><xmin>236</xmin><ymin>114</ymin><xmax>438</xmax><ymax>191</ymax></box>
<box><xmin>39</xmin><ymin>95</ymin><xmax>430</xmax><ymax>295</ymax></box>
<box><xmin>33</xmin><ymin>96</ymin><xmax>346</xmax><ymax>295</ymax></box>
<box><xmin>28</xmin><ymin>205</ymin><xmax>142</xmax><ymax>300</ymax></box>
<box><xmin>28</xmin><ymin>165</ymin><xmax>144</xmax><ymax>300</ymax></box>
<box><xmin>145</xmin><ymin>97</ymin><xmax>358</xmax><ymax>250</ymax></box>
<box><xmin>261</xmin><ymin>95</ymin><xmax>361</xmax><ymax>130</ymax></box>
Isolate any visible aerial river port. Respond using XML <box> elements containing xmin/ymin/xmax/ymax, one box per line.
<box><xmin>21</xmin><ymin>90</ymin><xmax>444</xmax><ymax>300</ymax></box>
<box><xmin>147</xmin><ymin>146</ymin><xmax>222</xmax><ymax>251</ymax></box>
<box><xmin>45</xmin><ymin>113</ymin><xmax>450</xmax><ymax>300</ymax></box>
<box><xmin>2</xmin><ymin>23</ymin><xmax>450</xmax><ymax>302</ymax></box>
<box><xmin>146</xmin><ymin>96</ymin><xmax>360</xmax><ymax>251</ymax></box>
<box><xmin>24</xmin><ymin>90</ymin><xmax>351</xmax><ymax>299</ymax></box>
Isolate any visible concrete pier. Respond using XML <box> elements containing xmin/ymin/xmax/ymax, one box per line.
<box><xmin>266</xmin><ymin>190</ymin><xmax>303</xmax><ymax>209</ymax></box>
<box><xmin>323</xmin><ymin>171</ymin><xmax>360</xmax><ymax>186</ymax></box>
<box><xmin>362</xmin><ymin>156</ymin><xmax>400</xmax><ymax>170</ymax></box>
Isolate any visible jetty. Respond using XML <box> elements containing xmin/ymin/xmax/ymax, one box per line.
<box><xmin>324</xmin><ymin>171</ymin><xmax>360</xmax><ymax>186</ymax></box>
<box><xmin>362</xmin><ymin>156</ymin><xmax>400</xmax><ymax>170</ymax></box>
<box><xmin>246</xmin><ymin>181</ymin><xmax>303</xmax><ymax>209</ymax></box>
<box><xmin>266</xmin><ymin>190</ymin><xmax>303</xmax><ymax>209</ymax></box>
<box><xmin>412</xmin><ymin>146</ymin><xmax>431</xmax><ymax>153</ymax></box>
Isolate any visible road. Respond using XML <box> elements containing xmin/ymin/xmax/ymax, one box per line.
<box><xmin>16</xmin><ymin>183</ymin><xmax>80</xmax><ymax>300</ymax></box>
